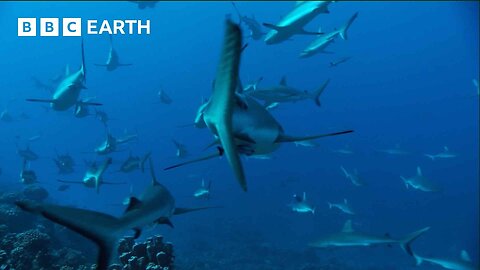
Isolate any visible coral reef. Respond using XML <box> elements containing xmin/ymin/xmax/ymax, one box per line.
<box><xmin>109</xmin><ymin>235</ymin><xmax>175</xmax><ymax>270</ymax></box>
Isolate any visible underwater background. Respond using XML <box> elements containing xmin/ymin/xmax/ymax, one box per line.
<box><xmin>0</xmin><ymin>1</ymin><xmax>478</xmax><ymax>269</ymax></box>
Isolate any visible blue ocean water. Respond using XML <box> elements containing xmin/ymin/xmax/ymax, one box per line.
<box><xmin>0</xmin><ymin>1</ymin><xmax>478</xmax><ymax>269</ymax></box>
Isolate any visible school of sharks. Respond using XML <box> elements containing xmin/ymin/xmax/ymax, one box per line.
<box><xmin>0</xmin><ymin>1</ymin><xmax>479</xmax><ymax>270</ymax></box>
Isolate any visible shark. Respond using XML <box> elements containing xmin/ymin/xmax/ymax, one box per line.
<box><xmin>310</xmin><ymin>219</ymin><xmax>431</xmax><ymax>253</ymax></box>
<box><xmin>329</xmin><ymin>56</ymin><xmax>351</xmax><ymax>68</ymax></box>
<box><xmin>117</xmin><ymin>152</ymin><xmax>151</xmax><ymax>173</ymax></box>
<box><xmin>376</xmin><ymin>144</ymin><xmax>410</xmax><ymax>156</ymax></box>
<box><xmin>401</xmin><ymin>166</ymin><xmax>441</xmax><ymax>192</ymax></box>
<box><xmin>308</xmin><ymin>12</ymin><xmax>358</xmax><ymax>47</ymax></box>
<box><xmin>425</xmin><ymin>146</ymin><xmax>457</xmax><ymax>160</ymax></box>
<box><xmin>129</xmin><ymin>1</ymin><xmax>159</xmax><ymax>9</ymax></box>
<box><xmin>244</xmin><ymin>76</ymin><xmax>330</xmax><ymax>107</ymax></box>
<box><xmin>172</xmin><ymin>139</ymin><xmax>188</xmax><ymax>158</ymax></box>
<box><xmin>26</xmin><ymin>40</ymin><xmax>102</xmax><ymax>111</ymax></box>
<box><xmin>289</xmin><ymin>192</ymin><xmax>315</xmax><ymax>214</ymax></box>
<box><xmin>193</xmin><ymin>179</ymin><xmax>211</xmax><ymax>199</ymax></box>
<box><xmin>294</xmin><ymin>140</ymin><xmax>319</xmax><ymax>148</ymax></box>
<box><xmin>263</xmin><ymin>1</ymin><xmax>332</xmax><ymax>45</ymax></box>
<box><xmin>340</xmin><ymin>166</ymin><xmax>366</xmax><ymax>187</ymax></box>
<box><xmin>157</xmin><ymin>88</ymin><xmax>173</xmax><ymax>105</ymax></box>
<box><xmin>332</xmin><ymin>144</ymin><xmax>354</xmax><ymax>155</ymax></box>
<box><xmin>74</xmin><ymin>97</ymin><xmax>97</xmax><ymax>118</ymax></box>
<box><xmin>231</xmin><ymin>2</ymin><xmax>266</xmax><ymax>40</ymax></box>
<box><xmin>164</xmin><ymin>20</ymin><xmax>353</xmax><ymax>191</ymax></box>
<box><xmin>328</xmin><ymin>198</ymin><xmax>355</xmax><ymax>215</ymax></box>
<box><xmin>95</xmin><ymin>109</ymin><xmax>110</xmax><ymax>127</ymax></box>
<box><xmin>17</xmin><ymin>144</ymin><xmax>39</xmax><ymax>161</ymax></box>
<box><xmin>94</xmin><ymin>35</ymin><xmax>132</xmax><ymax>71</ymax></box>
<box><xmin>300</xmin><ymin>35</ymin><xmax>336</xmax><ymax>58</ymax></box>
<box><xmin>15</xmin><ymin>157</ymin><xmax>214</xmax><ymax>270</ymax></box>
<box><xmin>20</xmin><ymin>159</ymin><xmax>38</xmax><ymax>185</ymax></box>
<box><xmin>0</xmin><ymin>109</ymin><xmax>14</xmax><ymax>122</ymax></box>
<box><xmin>53</xmin><ymin>151</ymin><xmax>75</xmax><ymax>174</ymax></box>
<box><xmin>58</xmin><ymin>157</ymin><xmax>124</xmax><ymax>193</ymax></box>
<box><xmin>412</xmin><ymin>249</ymin><xmax>478</xmax><ymax>270</ymax></box>
<box><xmin>94</xmin><ymin>131</ymin><xmax>138</xmax><ymax>155</ymax></box>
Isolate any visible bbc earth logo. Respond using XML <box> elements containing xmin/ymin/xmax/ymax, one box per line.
<box><xmin>17</xmin><ymin>18</ymin><xmax>151</xmax><ymax>36</ymax></box>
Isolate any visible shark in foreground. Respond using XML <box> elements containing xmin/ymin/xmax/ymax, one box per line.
<box><xmin>412</xmin><ymin>249</ymin><xmax>478</xmax><ymax>270</ymax></box>
<box><xmin>401</xmin><ymin>166</ymin><xmax>441</xmax><ymax>192</ymax></box>
<box><xmin>263</xmin><ymin>1</ymin><xmax>332</xmax><ymax>45</ymax></box>
<box><xmin>58</xmin><ymin>157</ymin><xmax>124</xmax><ymax>193</ymax></box>
<box><xmin>424</xmin><ymin>146</ymin><xmax>457</xmax><ymax>160</ymax></box>
<box><xmin>310</xmin><ymin>220</ymin><xmax>431</xmax><ymax>254</ymax></box>
<box><xmin>289</xmin><ymin>192</ymin><xmax>315</xmax><ymax>214</ymax></box>
<box><xmin>15</xmin><ymin>157</ymin><xmax>214</xmax><ymax>270</ymax></box>
<box><xmin>244</xmin><ymin>76</ymin><xmax>330</xmax><ymax>107</ymax></box>
<box><xmin>26</xmin><ymin>40</ymin><xmax>102</xmax><ymax>111</ymax></box>
<box><xmin>164</xmin><ymin>20</ymin><xmax>353</xmax><ymax>191</ymax></box>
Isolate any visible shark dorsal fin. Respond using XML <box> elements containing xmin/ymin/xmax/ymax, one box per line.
<box><xmin>201</xmin><ymin>179</ymin><xmax>205</xmax><ymax>187</ymax></box>
<box><xmin>444</xmin><ymin>146</ymin><xmax>449</xmax><ymax>152</ymax></box>
<box><xmin>342</xmin><ymin>220</ymin><xmax>354</xmax><ymax>233</ymax></box>
<box><xmin>124</xmin><ymin>197</ymin><xmax>143</xmax><ymax>213</ymax></box>
<box><xmin>344</xmin><ymin>198</ymin><xmax>348</xmax><ymax>204</ymax></box>
<box><xmin>280</xmin><ymin>76</ymin><xmax>287</xmax><ymax>86</ymax></box>
<box><xmin>148</xmin><ymin>157</ymin><xmax>159</xmax><ymax>186</ymax></box>
<box><xmin>460</xmin><ymin>250</ymin><xmax>471</xmax><ymax>262</ymax></box>
<box><xmin>416</xmin><ymin>166</ymin><xmax>422</xmax><ymax>176</ymax></box>
<box><xmin>303</xmin><ymin>192</ymin><xmax>306</xmax><ymax>201</ymax></box>
<box><xmin>65</xmin><ymin>64</ymin><xmax>70</xmax><ymax>77</ymax></box>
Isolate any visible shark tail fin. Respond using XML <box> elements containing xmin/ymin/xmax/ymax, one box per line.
<box><xmin>15</xmin><ymin>200</ymin><xmax>122</xmax><ymax>270</ymax></box>
<box><xmin>399</xmin><ymin>226</ymin><xmax>431</xmax><ymax>257</ymax></box>
<box><xmin>340</xmin><ymin>166</ymin><xmax>349</xmax><ymax>178</ymax></box>
<box><xmin>312</xmin><ymin>78</ymin><xmax>330</xmax><ymax>106</ymax></box>
<box><xmin>400</xmin><ymin>176</ymin><xmax>409</xmax><ymax>189</ymax></box>
<box><xmin>327</xmin><ymin>202</ymin><xmax>332</xmax><ymax>209</ymax></box>
<box><xmin>140</xmin><ymin>152</ymin><xmax>152</xmax><ymax>173</ymax></box>
<box><xmin>339</xmin><ymin>12</ymin><xmax>358</xmax><ymax>40</ymax></box>
<box><xmin>413</xmin><ymin>253</ymin><xmax>423</xmax><ymax>266</ymax></box>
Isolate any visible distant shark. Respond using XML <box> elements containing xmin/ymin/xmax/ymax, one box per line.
<box><xmin>244</xmin><ymin>76</ymin><xmax>330</xmax><ymax>107</ymax></box>
<box><xmin>332</xmin><ymin>144</ymin><xmax>354</xmax><ymax>155</ymax></box>
<box><xmin>16</xmin><ymin>157</ymin><xmax>214</xmax><ymax>270</ymax></box>
<box><xmin>193</xmin><ymin>179</ymin><xmax>211</xmax><ymax>199</ymax></box>
<box><xmin>329</xmin><ymin>56</ymin><xmax>351</xmax><ymax>68</ymax></box>
<box><xmin>58</xmin><ymin>157</ymin><xmax>124</xmax><ymax>193</ymax></box>
<box><xmin>231</xmin><ymin>2</ymin><xmax>266</xmax><ymax>40</ymax></box>
<box><xmin>473</xmin><ymin>79</ymin><xmax>479</xmax><ymax>96</ymax></box>
<box><xmin>424</xmin><ymin>146</ymin><xmax>457</xmax><ymax>160</ymax></box>
<box><xmin>401</xmin><ymin>166</ymin><xmax>441</xmax><ymax>192</ymax></box>
<box><xmin>263</xmin><ymin>1</ymin><xmax>332</xmax><ymax>45</ymax></box>
<box><xmin>95</xmin><ymin>35</ymin><xmax>132</xmax><ymax>71</ymax></box>
<box><xmin>26</xmin><ymin>40</ymin><xmax>102</xmax><ymax>111</ymax></box>
<box><xmin>300</xmin><ymin>12</ymin><xmax>358</xmax><ymax>58</ymax></box>
<box><xmin>309</xmin><ymin>220</ymin><xmax>430</xmax><ymax>254</ymax></box>
<box><xmin>164</xmin><ymin>20</ymin><xmax>353</xmax><ymax>191</ymax></box>
<box><xmin>340</xmin><ymin>166</ymin><xmax>366</xmax><ymax>187</ymax></box>
<box><xmin>17</xmin><ymin>144</ymin><xmax>39</xmax><ymax>161</ymax></box>
<box><xmin>328</xmin><ymin>198</ymin><xmax>355</xmax><ymax>215</ymax></box>
<box><xmin>117</xmin><ymin>152</ymin><xmax>151</xmax><ymax>173</ymax></box>
<box><xmin>172</xmin><ymin>139</ymin><xmax>188</xmax><ymax>158</ymax></box>
<box><xmin>289</xmin><ymin>192</ymin><xmax>315</xmax><ymax>214</ymax></box>
<box><xmin>53</xmin><ymin>150</ymin><xmax>75</xmax><ymax>174</ymax></box>
<box><xmin>20</xmin><ymin>159</ymin><xmax>38</xmax><ymax>185</ymax></box>
<box><xmin>129</xmin><ymin>0</ymin><xmax>159</xmax><ymax>9</ymax></box>
<box><xmin>94</xmin><ymin>130</ymin><xmax>138</xmax><ymax>155</ymax></box>
<box><xmin>157</xmin><ymin>88</ymin><xmax>173</xmax><ymax>104</ymax></box>
<box><xmin>376</xmin><ymin>144</ymin><xmax>410</xmax><ymax>156</ymax></box>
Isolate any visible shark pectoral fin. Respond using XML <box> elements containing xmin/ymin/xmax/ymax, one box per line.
<box><xmin>124</xmin><ymin>197</ymin><xmax>143</xmax><ymax>213</ymax></box>
<box><xmin>217</xmin><ymin>121</ymin><xmax>247</xmax><ymax>191</ymax></box>
<box><xmin>26</xmin><ymin>98</ymin><xmax>56</xmax><ymax>104</ymax></box>
<box><xmin>262</xmin><ymin>23</ymin><xmax>288</xmax><ymax>32</ymax></box>
<box><xmin>78</xmin><ymin>101</ymin><xmax>103</xmax><ymax>106</ymax></box>
<box><xmin>164</xmin><ymin>147</ymin><xmax>224</xmax><ymax>171</ymax></box>
<box><xmin>173</xmin><ymin>206</ymin><xmax>221</xmax><ymax>215</ymax></box>
<box><xmin>298</xmin><ymin>28</ymin><xmax>323</xmax><ymax>35</ymax></box>
<box><xmin>276</xmin><ymin>130</ymin><xmax>354</xmax><ymax>143</ymax></box>
<box><xmin>132</xmin><ymin>227</ymin><xmax>142</xmax><ymax>239</ymax></box>
<box><xmin>156</xmin><ymin>217</ymin><xmax>174</xmax><ymax>228</ymax></box>
<box><xmin>15</xmin><ymin>200</ymin><xmax>121</xmax><ymax>270</ymax></box>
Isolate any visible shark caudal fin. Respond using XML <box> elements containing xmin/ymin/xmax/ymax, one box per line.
<box><xmin>413</xmin><ymin>253</ymin><xmax>424</xmax><ymax>266</ymax></box>
<box><xmin>312</xmin><ymin>78</ymin><xmax>330</xmax><ymax>106</ymax></box>
<box><xmin>275</xmin><ymin>130</ymin><xmax>353</xmax><ymax>143</ymax></box>
<box><xmin>399</xmin><ymin>226</ymin><xmax>431</xmax><ymax>256</ymax></box>
<box><xmin>340</xmin><ymin>166</ymin><xmax>349</xmax><ymax>178</ymax></box>
<box><xmin>15</xmin><ymin>200</ymin><xmax>123</xmax><ymax>270</ymax></box>
<box><xmin>339</xmin><ymin>12</ymin><xmax>358</xmax><ymax>40</ymax></box>
<box><xmin>203</xmin><ymin>20</ymin><xmax>246</xmax><ymax>191</ymax></box>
